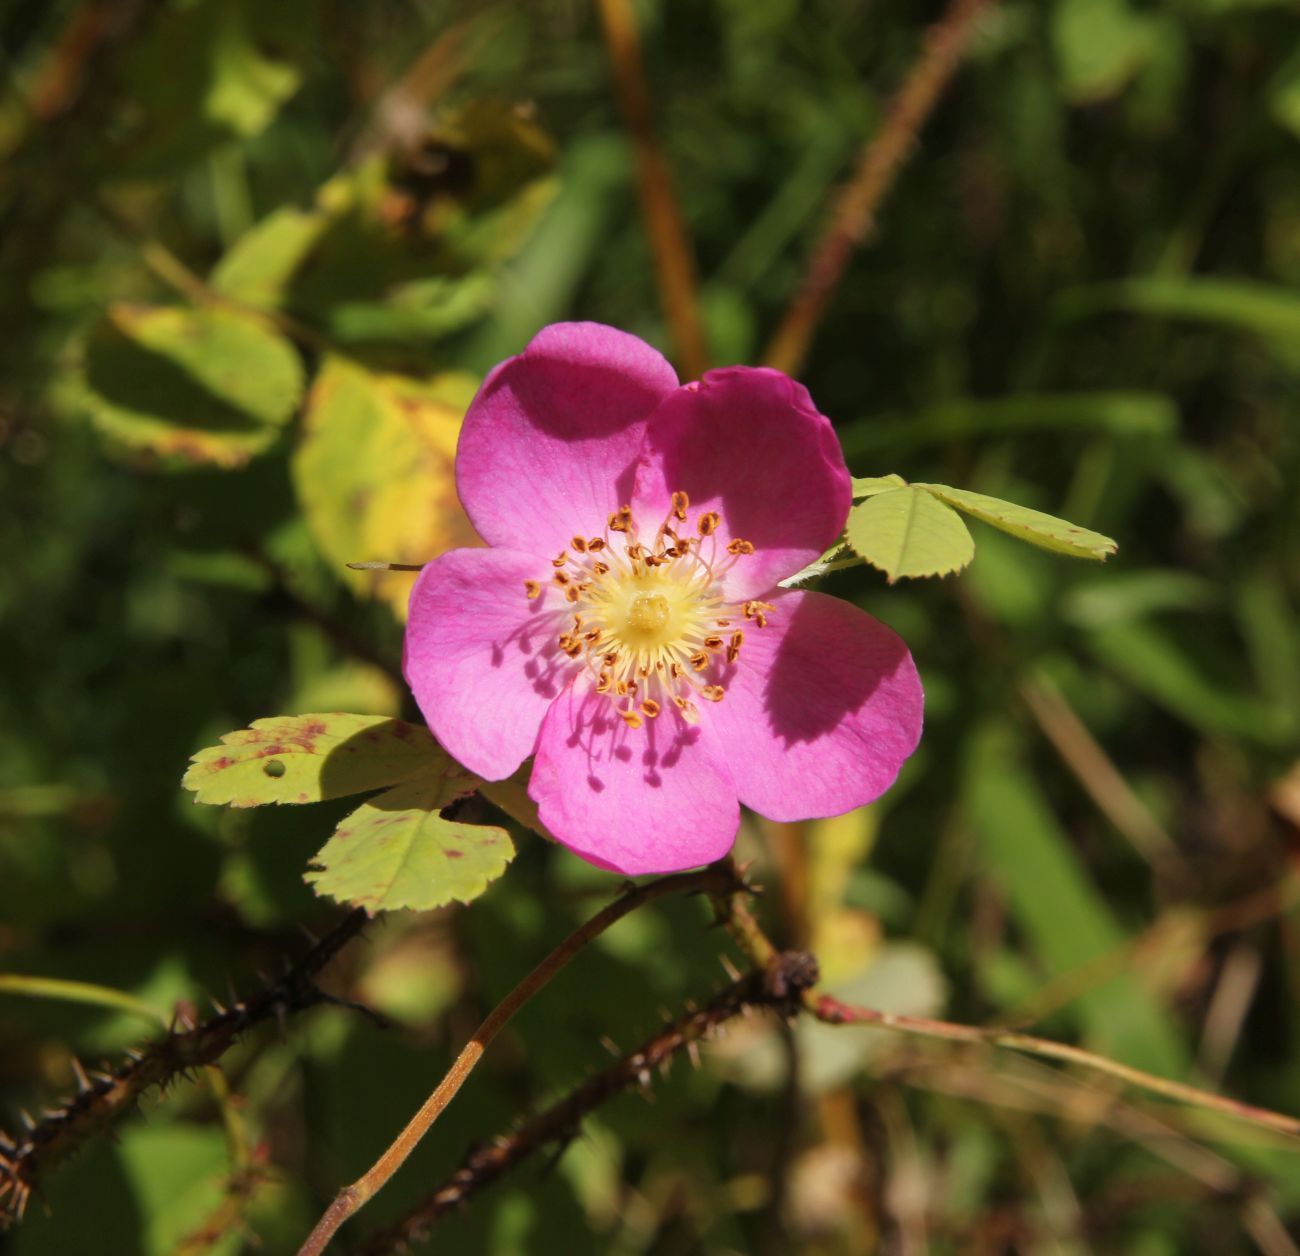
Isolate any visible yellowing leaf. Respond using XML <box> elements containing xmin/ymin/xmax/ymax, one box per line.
<box><xmin>305</xmin><ymin>776</ymin><xmax>513</xmax><ymax>913</ymax></box>
<box><xmin>82</xmin><ymin>303</ymin><xmax>302</xmax><ymax>469</ymax></box>
<box><xmin>916</xmin><ymin>483</ymin><xmax>1118</xmax><ymax>561</ymax></box>
<box><xmin>183</xmin><ymin>713</ymin><xmax>443</xmax><ymax>808</ymax></box>
<box><xmin>845</xmin><ymin>487</ymin><xmax>974</xmax><ymax>582</ymax></box>
<box><xmin>292</xmin><ymin>357</ymin><xmax>481</xmax><ymax>619</ymax></box>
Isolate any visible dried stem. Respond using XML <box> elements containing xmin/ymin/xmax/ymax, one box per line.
<box><xmin>810</xmin><ymin>995</ymin><xmax>1300</xmax><ymax>1141</ymax></box>
<box><xmin>295</xmin><ymin>863</ymin><xmax>746</xmax><ymax>1256</ymax></box>
<box><xmin>763</xmin><ymin>0</ymin><xmax>992</xmax><ymax>376</ymax></box>
<box><xmin>595</xmin><ymin>0</ymin><xmax>710</xmax><ymax>380</ymax></box>
<box><xmin>0</xmin><ymin>910</ymin><xmax>368</xmax><ymax>1225</ymax></box>
<box><xmin>357</xmin><ymin>952</ymin><xmax>821</xmax><ymax>1255</ymax></box>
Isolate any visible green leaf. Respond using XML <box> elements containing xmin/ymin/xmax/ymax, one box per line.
<box><xmin>1057</xmin><ymin>277</ymin><xmax>1300</xmax><ymax>352</ymax></box>
<box><xmin>292</xmin><ymin>356</ymin><xmax>480</xmax><ymax>619</ymax></box>
<box><xmin>1052</xmin><ymin>0</ymin><xmax>1158</xmax><ymax>103</ymax></box>
<box><xmin>966</xmin><ymin>724</ymin><xmax>1186</xmax><ymax>1075</ymax></box>
<box><xmin>209</xmin><ymin>205</ymin><xmax>329</xmax><ymax>308</ymax></box>
<box><xmin>841</xmin><ymin>392</ymin><xmax>1178</xmax><ymax>458</ymax></box>
<box><xmin>81</xmin><ymin>303</ymin><xmax>302</xmax><ymax>469</ymax></box>
<box><xmin>851</xmin><ymin>474</ymin><xmax>907</xmax><ymax>498</ymax></box>
<box><xmin>844</xmin><ymin>487</ymin><xmax>974</xmax><ymax>582</ymax></box>
<box><xmin>305</xmin><ymin>776</ymin><xmax>514</xmax><ymax>913</ymax></box>
<box><xmin>916</xmin><ymin>483</ymin><xmax>1118</xmax><ymax>560</ymax></box>
<box><xmin>183</xmin><ymin>713</ymin><xmax>444</xmax><ymax>807</ymax></box>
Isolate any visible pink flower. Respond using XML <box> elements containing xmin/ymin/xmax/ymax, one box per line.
<box><xmin>403</xmin><ymin>323</ymin><xmax>923</xmax><ymax>875</ymax></box>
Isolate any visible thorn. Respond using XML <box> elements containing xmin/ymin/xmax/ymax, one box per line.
<box><xmin>70</xmin><ymin>1058</ymin><xmax>91</xmax><ymax>1094</ymax></box>
<box><xmin>91</xmin><ymin>1070</ymin><xmax>115</xmax><ymax>1085</ymax></box>
<box><xmin>719</xmin><ymin>953</ymin><xmax>741</xmax><ymax>981</ymax></box>
<box><xmin>124</xmin><ymin>1049</ymin><xmax>145</xmax><ymax>1063</ymax></box>
<box><xmin>298</xmin><ymin>924</ymin><xmax>320</xmax><ymax>945</ymax></box>
<box><xmin>208</xmin><ymin>995</ymin><xmax>228</xmax><ymax>1016</ymax></box>
<box><xmin>40</xmin><ymin>1108</ymin><xmax>63</xmax><ymax>1122</ymax></box>
<box><xmin>687</xmin><ymin>1041</ymin><xmax>702</xmax><ymax>1070</ymax></box>
<box><xmin>599</xmin><ymin>1036</ymin><xmax>620</xmax><ymax>1057</ymax></box>
<box><xmin>225</xmin><ymin>975</ymin><xmax>241</xmax><ymax>1008</ymax></box>
<box><xmin>18</xmin><ymin>1112</ymin><xmax>34</xmax><ymax>1132</ymax></box>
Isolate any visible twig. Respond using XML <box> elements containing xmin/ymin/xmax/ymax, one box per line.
<box><xmin>762</xmin><ymin>0</ymin><xmax>992</xmax><ymax>376</ymax></box>
<box><xmin>1018</xmin><ymin>673</ymin><xmax>1178</xmax><ymax>868</ymax></box>
<box><xmin>357</xmin><ymin>952</ymin><xmax>821</xmax><ymax>1255</ymax></box>
<box><xmin>295</xmin><ymin>863</ymin><xmax>747</xmax><ymax>1256</ymax></box>
<box><xmin>595</xmin><ymin>0</ymin><xmax>710</xmax><ymax>380</ymax></box>
<box><xmin>810</xmin><ymin>995</ymin><xmax>1300</xmax><ymax>1141</ymax></box>
<box><xmin>0</xmin><ymin>910</ymin><xmax>367</xmax><ymax>1225</ymax></box>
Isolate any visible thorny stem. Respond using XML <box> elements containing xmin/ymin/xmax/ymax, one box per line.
<box><xmin>595</xmin><ymin>0</ymin><xmax>710</xmax><ymax>381</ymax></box>
<box><xmin>295</xmin><ymin>863</ymin><xmax>747</xmax><ymax>1256</ymax></box>
<box><xmin>763</xmin><ymin>0</ymin><xmax>993</xmax><ymax>376</ymax></box>
<box><xmin>809</xmin><ymin>998</ymin><xmax>1300</xmax><ymax>1140</ymax></box>
<box><xmin>356</xmin><ymin>952</ymin><xmax>821</xmax><ymax>1256</ymax></box>
<box><xmin>722</xmin><ymin>883</ymin><xmax>1300</xmax><ymax>1142</ymax></box>
<box><xmin>0</xmin><ymin>910</ymin><xmax>368</xmax><ymax>1225</ymax></box>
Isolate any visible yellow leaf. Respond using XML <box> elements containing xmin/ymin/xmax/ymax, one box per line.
<box><xmin>293</xmin><ymin>357</ymin><xmax>481</xmax><ymax>619</ymax></box>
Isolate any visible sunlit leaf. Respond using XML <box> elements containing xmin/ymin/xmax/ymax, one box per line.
<box><xmin>81</xmin><ymin>303</ymin><xmax>302</xmax><ymax>469</ymax></box>
<box><xmin>292</xmin><ymin>356</ymin><xmax>480</xmax><ymax>619</ymax></box>
<box><xmin>916</xmin><ymin>483</ymin><xmax>1118</xmax><ymax>561</ymax></box>
<box><xmin>183</xmin><ymin>713</ymin><xmax>443</xmax><ymax>807</ymax></box>
<box><xmin>305</xmin><ymin>776</ymin><xmax>513</xmax><ymax>913</ymax></box>
<box><xmin>845</xmin><ymin>487</ymin><xmax>974</xmax><ymax>582</ymax></box>
<box><xmin>209</xmin><ymin>205</ymin><xmax>328</xmax><ymax>308</ymax></box>
<box><xmin>850</xmin><ymin>474</ymin><xmax>906</xmax><ymax>498</ymax></box>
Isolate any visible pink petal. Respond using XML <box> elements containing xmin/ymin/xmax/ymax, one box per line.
<box><xmin>529</xmin><ymin>679</ymin><xmax>740</xmax><ymax>874</ymax></box>
<box><xmin>632</xmin><ymin>367</ymin><xmax>851</xmax><ymax>598</ymax></box>
<box><xmin>456</xmin><ymin>323</ymin><xmax>679</xmax><ymax>553</ymax></box>
<box><xmin>404</xmin><ymin>548</ymin><xmax>579</xmax><ymax>780</ymax></box>
<box><xmin>702</xmin><ymin>590</ymin><xmax>923</xmax><ymax>821</ymax></box>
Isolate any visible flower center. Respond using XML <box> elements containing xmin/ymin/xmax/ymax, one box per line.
<box><xmin>523</xmin><ymin>491</ymin><xmax>773</xmax><ymax>729</ymax></box>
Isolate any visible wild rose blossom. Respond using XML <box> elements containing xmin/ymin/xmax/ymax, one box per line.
<box><xmin>404</xmin><ymin>323</ymin><xmax>923</xmax><ymax>874</ymax></box>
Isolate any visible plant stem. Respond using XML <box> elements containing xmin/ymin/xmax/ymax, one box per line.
<box><xmin>763</xmin><ymin>0</ymin><xmax>992</xmax><ymax>376</ymax></box>
<box><xmin>356</xmin><ymin>953</ymin><xmax>818</xmax><ymax>1255</ymax></box>
<box><xmin>295</xmin><ymin>863</ymin><xmax>745</xmax><ymax>1256</ymax></box>
<box><xmin>809</xmin><ymin>995</ymin><xmax>1300</xmax><ymax>1140</ymax></box>
<box><xmin>595</xmin><ymin>0</ymin><xmax>710</xmax><ymax>381</ymax></box>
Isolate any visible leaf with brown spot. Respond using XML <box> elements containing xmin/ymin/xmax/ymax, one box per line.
<box><xmin>80</xmin><ymin>303</ymin><xmax>303</xmax><ymax>469</ymax></box>
<box><xmin>183</xmin><ymin>713</ymin><xmax>449</xmax><ymax>807</ymax></box>
<box><xmin>305</xmin><ymin>775</ymin><xmax>513</xmax><ymax>913</ymax></box>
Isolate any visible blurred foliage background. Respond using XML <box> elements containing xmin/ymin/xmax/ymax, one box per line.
<box><xmin>3</xmin><ymin>0</ymin><xmax>1300</xmax><ymax>1251</ymax></box>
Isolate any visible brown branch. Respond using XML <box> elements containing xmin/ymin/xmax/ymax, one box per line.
<box><xmin>762</xmin><ymin>0</ymin><xmax>992</xmax><ymax>376</ymax></box>
<box><xmin>295</xmin><ymin>863</ymin><xmax>747</xmax><ymax>1256</ymax></box>
<box><xmin>595</xmin><ymin>0</ymin><xmax>710</xmax><ymax>381</ymax></box>
<box><xmin>810</xmin><ymin>995</ymin><xmax>1300</xmax><ymax>1141</ymax></box>
<box><xmin>0</xmin><ymin>909</ymin><xmax>368</xmax><ymax>1225</ymax></box>
<box><xmin>357</xmin><ymin>951</ymin><xmax>821</xmax><ymax>1255</ymax></box>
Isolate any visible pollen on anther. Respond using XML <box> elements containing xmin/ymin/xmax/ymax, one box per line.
<box><xmin>702</xmin><ymin>685</ymin><xmax>725</xmax><ymax>702</ymax></box>
<box><xmin>703</xmin><ymin>635</ymin><xmax>724</xmax><ymax>650</ymax></box>
<box><xmin>571</xmin><ymin>536</ymin><xmax>588</xmax><ymax>553</ymax></box>
<box><xmin>671</xmin><ymin>490</ymin><xmax>689</xmax><ymax>521</ymax></box>
<box><xmin>727</xmin><ymin>538</ymin><xmax>755</xmax><ymax>555</ymax></box>
<box><xmin>698</xmin><ymin>511</ymin><xmax>720</xmax><ymax>536</ymax></box>
<box><xmin>588</xmin><ymin>537</ymin><xmax>606</xmax><ymax>552</ymax></box>
<box><xmin>640</xmin><ymin>699</ymin><xmax>661</xmax><ymax>719</ymax></box>
<box><xmin>524</xmin><ymin>580</ymin><xmax>541</xmax><ymax>599</ymax></box>
<box><xmin>565</xmin><ymin>585</ymin><xmax>581</xmax><ymax>603</ymax></box>
<box><xmin>689</xmin><ymin>651</ymin><xmax>709</xmax><ymax>671</ymax></box>
<box><xmin>619</xmin><ymin>709</ymin><xmax>643</xmax><ymax>730</ymax></box>
<box><xmin>552</xmin><ymin>551</ymin><xmax>568</xmax><ymax>567</ymax></box>
<box><xmin>727</xmin><ymin>631</ymin><xmax>744</xmax><ymax>663</ymax></box>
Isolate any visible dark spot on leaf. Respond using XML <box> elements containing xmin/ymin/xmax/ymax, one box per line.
<box><xmin>263</xmin><ymin>759</ymin><xmax>286</xmax><ymax>778</ymax></box>
<box><xmin>445</xmin><ymin>849</ymin><xmax>463</xmax><ymax>859</ymax></box>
